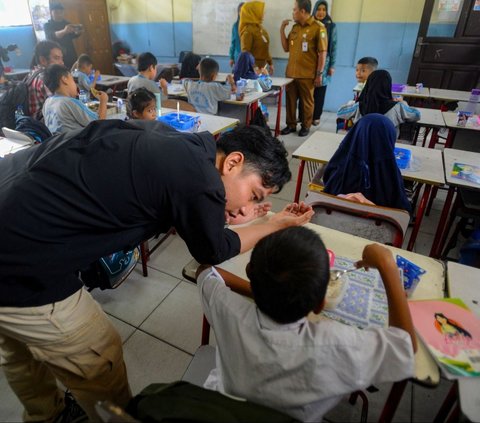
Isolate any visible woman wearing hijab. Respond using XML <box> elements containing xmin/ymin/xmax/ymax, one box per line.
<box><xmin>229</xmin><ymin>3</ymin><xmax>245</xmax><ymax>68</ymax></box>
<box><xmin>337</xmin><ymin>70</ymin><xmax>420</xmax><ymax>136</ymax></box>
<box><xmin>179</xmin><ymin>52</ymin><xmax>201</xmax><ymax>79</ymax></box>
<box><xmin>312</xmin><ymin>1</ymin><xmax>337</xmax><ymax>125</ymax></box>
<box><xmin>233</xmin><ymin>51</ymin><xmax>259</xmax><ymax>82</ymax></box>
<box><xmin>239</xmin><ymin>1</ymin><xmax>274</xmax><ymax>74</ymax></box>
<box><xmin>323</xmin><ymin>114</ymin><xmax>412</xmax><ymax>213</ymax></box>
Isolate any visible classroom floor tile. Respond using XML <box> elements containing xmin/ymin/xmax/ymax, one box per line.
<box><xmin>122</xmin><ymin>330</ymin><xmax>192</xmax><ymax>396</ymax></box>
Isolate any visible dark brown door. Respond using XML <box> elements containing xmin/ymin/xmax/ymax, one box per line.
<box><xmin>408</xmin><ymin>0</ymin><xmax>480</xmax><ymax>90</ymax></box>
<box><xmin>62</xmin><ymin>0</ymin><xmax>114</xmax><ymax>75</ymax></box>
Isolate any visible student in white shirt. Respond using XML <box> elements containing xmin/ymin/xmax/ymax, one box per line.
<box><xmin>127</xmin><ymin>52</ymin><xmax>168</xmax><ymax>97</ymax></box>
<box><xmin>197</xmin><ymin>226</ymin><xmax>417</xmax><ymax>422</ymax></box>
<box><xmin>183</xmin><ymin>58</ymin><xmax>236</xmax><ymax>115</ymax></box>
<box><xmin>42</xmin><ymin>64</ymin><xmax>108</xmax><ymax>134</ymax></box>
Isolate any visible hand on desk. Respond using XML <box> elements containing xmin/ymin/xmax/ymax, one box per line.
<box><xmin>226</xmin><ymin>202</ymin><xmax>272</xmax><ymax>225</ymax></box>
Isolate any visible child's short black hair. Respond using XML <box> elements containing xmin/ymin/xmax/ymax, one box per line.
<box><xmin>216</xmin><ymin>124</ymin><xmax>291</xmax><ymax>193</ymax></box>
<box><xmin>137</xmin><ymin>52</ymin><xmax>158</xmax><ymax>72</ymax></box>
<box><xmin>126</xmin><ymin>87</ymin><xmax>156</xmax><ymax>118</ymax></box>
<box><xmin>357</xmin><ymin>57</ymin><xmax>378</xmax><ymax>69</ymax></box>
<box><xmin>77</xmin><ymin>54</ymin><xmax>93</xmax><ymax>68</ymax></box>
<box><xmin>158</xmin><ymin>67</ymin><xmax>174</xmax><ymax>83</ymax></box>
<box><xmin>297</xmin><ymin>0</ymin><xmax>312</xmax><ymax>14</ymax></box>
<box><xmin>44</xmin><ymin>64</ymin><xmax>70</xmax><ymax>93</ymax></box>
<box><xmin>199</xmin><ymin>58</ymin><xmax>219</xmax><ymax>81</ymax></box>
<box><xmin>248</xmin><ymin>226</ymin><xmax>330</xmax><ymax>324</ymax></box>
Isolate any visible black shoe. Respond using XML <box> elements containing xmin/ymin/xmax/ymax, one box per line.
<box><xmin>54</xmin><ymin>391</ymin><xmax>88</xmax><ymax>423</ymax></box>
<box><xmin>298</xmin><ymin>126</ymin><xmax>310</xmax><ymax>137</ymax></box>
<box><xmin>280</xmin><ymin>126</ymin><xmax>296</xmax><ymax>135</ymax></box>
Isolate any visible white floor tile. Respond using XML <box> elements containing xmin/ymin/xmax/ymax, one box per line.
<box><xmin>122</xmin><ymin>330</ymin><xmax>192</xmax><ymax>396</ymax></box>
<box><xmin>139</xmin><ymin>281</ymin><xmax>204</xmax><ymax>354</ymax></box>
<box><xmin>146</xmin><ymin>234</ymin><xmax>194</xmax><ymax>280</ymax></box>
<box><xmin>108</xmin><ymin>315</ymin><xmax>136</xmax><ymax>344</ymax></box>
<box><xmin>91</xmin><ymin>266</ymin><xmax>180</xmax><ymax>327</ymax></box>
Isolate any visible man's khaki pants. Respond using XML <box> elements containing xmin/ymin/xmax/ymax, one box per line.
<box><xmin>286</xmin><ymin>78</ymin><xmax>315</xmax><ymax>130</ymax></box>
<box><xmin>0</xmin><ymin>288</ymin><xmax>131</xmax><ymax>422</ymax></box>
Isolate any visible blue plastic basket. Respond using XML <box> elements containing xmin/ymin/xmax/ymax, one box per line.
<box><xmin>394</xmin><ymin>147</ymin><xmax>411</xmax><ymax>170</ymax></box>
<box><xmin>157</xmin><ymin>112</ymin><xmax>199</xmax><ymax>132</ymax></box>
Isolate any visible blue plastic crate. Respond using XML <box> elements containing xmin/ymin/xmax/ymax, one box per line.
<box><xmin>157</xmin><ymin>112</ymin><xmax>199</xmax><ymax>132</ymax></box>
<box><xmin>394</xmin><ymin>147</ymin><xmax>411</xmax><ymax>170</ymax></box>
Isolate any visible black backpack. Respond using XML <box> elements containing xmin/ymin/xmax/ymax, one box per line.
<box><xmin>0</xmin><ymin>69</ymin><xmax>43</xmax><ymax>130</ymax></box>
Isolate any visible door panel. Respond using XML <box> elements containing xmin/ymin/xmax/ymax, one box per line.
<box><xmin>408</xmin><ymin>0</ymin><xmax>480</xmax><ymax>89</ymax></box>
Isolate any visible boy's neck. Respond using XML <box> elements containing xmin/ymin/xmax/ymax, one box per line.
<box><xmin>55</xmin><ymin>87</ymin><xmax>74</xmax><ymax>98</ymax></box>
<box><xmin>139</xmin><ymin>70</ymin><xmax>152</xmax><ymax>80</ymax></box>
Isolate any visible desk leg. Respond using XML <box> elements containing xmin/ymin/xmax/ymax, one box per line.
<box><xmin>427</xmin><ymin>128</ymin><xmax>439</xmax><ymax>149</ymax></box>
<box><xmin>407</xmin><ymin>184</ymin><xmax>432</xmax><ymax>251</ymax></box>
<box><xmin>275</xmin><ymin>86</ymin><xmax>283</xmax><ymax>137</ymax></box>
<box><xmin>444</xmin><ymin>128</ymin><xmax>456</xmax><ymax>149</ymax></box>
<box><xmin>378</xmin><ymin>379</ymin><xmax>408</xmax><ymax>423</ymax></box>
<box><xmin>429</xmin><ymin>186</ymin><xmax>455</xmax><ymax>258</ymax></box>
<box><xmin>294</xmin><ymin>160</ymin><xmax>306</xmax><ymax>203</ymax></box>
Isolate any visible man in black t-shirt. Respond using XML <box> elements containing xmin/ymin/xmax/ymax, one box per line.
<box><xmin>44</xmin><ymin>3</ymin><xmax>84</xmax><ymax>69</ymax></box>
<box><xmin>0</xmin><ymin>120</ymin><xmax>313</xmax><ymax>421</ymax></box>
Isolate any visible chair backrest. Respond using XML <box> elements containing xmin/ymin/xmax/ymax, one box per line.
<box><xmin>304</xmin><ymin>191</ymin><xmax>410</xmax><ymax>248</ymax></box>
<box><xmin>162</xmin><ymin>98</ymin><xmax>197</xmax><ymax>112</ymax></box>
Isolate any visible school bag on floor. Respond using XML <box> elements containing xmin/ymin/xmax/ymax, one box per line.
<box><xmin>0</xmin><ymin>69</ymin><xmax>43</xmax><ymax>130</ymax></box>
<box><xmin>80</xmin><ymin>247</ymin><xmax>140</xmax><ymax>291</ymax></box>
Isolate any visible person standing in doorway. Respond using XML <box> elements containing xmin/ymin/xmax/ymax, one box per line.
<box><xmin>44</xmin><ymin>3</ymin><xmax>84</xmax><ymax>69</ymax></box>
<box><xmin>280</xmin><ymin>0</ymin><xmax>327</xmax><ymax>137</ymax></box>
<box><xmin>229</xmin><ymin>2</ymin><xmax>245</xmax><ymax>68</ymax></box>
<box><xmin>312</xmin><ymin>1</ymin><xmax>337</xmax><ymax>125</ymax></box>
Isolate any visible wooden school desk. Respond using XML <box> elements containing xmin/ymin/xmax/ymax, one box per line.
<box><xmin>95</xmin><ymin>74</ymin><xmax>130</xmax><ymax>95</ymax></box>
<box><xmin>439</xmin><ymin>262</ymin><xmax>480</xmax><ymax>423</ymax></box>
<box><xmin>217</xmin><ymin>218</ymin><xmax>443</xmax><ymax>423</ymax></box>
<box><xmin>430</xmin><ymin>148</ymin><xmax>480</xmax><ymax>258</ymax></box>
<box><xmin>292</xmin><ymin>131</ymin><xmax>446</xmax><ymax>251</ymax></box>
<box><xmin>441</xmin><ymin>111</ymin><xmax>480</xmax><ymax>149</ymax></box>
<box><xmin>216</xmin><ymin>72</ymin><xmax>293</xmax><ymax>136</ymax></box>
<box><xmin>4</xmin><ymin>68</ymin><xmax>30</xmax><ymax>80</ymax></box>
<box><xmin>413</xmin><ymin>107</ymin><xmax>446</xmax><ymax>148</ymax></box>
<box><xmin>218</xmin><ymin>90</ymin><xmax>270</xmax><ymax>125</ymax></box>
<box><xmin>107</xmin><ymin>108</ymin><xmax>239</xmax><ymax>137</ymax></box>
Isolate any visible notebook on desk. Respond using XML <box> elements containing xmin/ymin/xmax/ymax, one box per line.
<box><xmin>409</xmin><ymin>298</ymin><xmax>480</xmax><ymax>379</ymax></box>
<box><xmin>0</xmin><ymin>130</ymin><xmax>34</xmax><ymax>158</ymax></box>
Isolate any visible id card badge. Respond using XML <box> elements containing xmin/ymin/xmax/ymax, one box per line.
<box><xmin>261</xmin><ymin>34</ymin><xmax>268</xmax><ymax>43</ymax></box>
<box><xmin>302</xmin><ymin>41</ymin><xmax>308</xmax><ymax>52</ymax></box>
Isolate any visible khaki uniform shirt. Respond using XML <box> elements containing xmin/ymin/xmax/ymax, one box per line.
<box><xmin>241</xmin><ymin>24</ymin><xmax>273</xmax><ymax>68</ymax></box>
<box><xmin>286</xmin><ymin>16</ymin><xmax>327</xmax><ymax>79</ymax></box>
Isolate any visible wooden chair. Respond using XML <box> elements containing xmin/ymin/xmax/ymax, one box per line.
<box><xmin>162</xmin><ymin>98</ymin><xmax>197</xmax><ymax>112</ymax></box>
<box><xmin>304</xmin><ymin>191</ymin><xmax>410</xmax><ymax>248</ymax></box>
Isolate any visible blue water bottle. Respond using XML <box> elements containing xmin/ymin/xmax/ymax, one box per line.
<box><xmin>79</xmin><ymin>90</ymin><xmax>88</xmax><ymax>103</ymax></box>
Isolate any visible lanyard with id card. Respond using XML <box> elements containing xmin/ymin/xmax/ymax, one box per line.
<box><xmin>302</xmin><ymin>33</ymin><xmax>308</xmax><ymax>52</ymax></box>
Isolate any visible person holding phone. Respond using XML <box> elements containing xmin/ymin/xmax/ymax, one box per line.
<box><xmin>44</xmin><ymin>3</ymin><xmax>84</xmax><ymax>68</ymax></box>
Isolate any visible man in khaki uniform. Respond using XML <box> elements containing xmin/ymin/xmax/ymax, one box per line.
<box><xmin>280</xmin><ymin>0</ymin><xmax>327</xmax><ymax>136</ymax></box>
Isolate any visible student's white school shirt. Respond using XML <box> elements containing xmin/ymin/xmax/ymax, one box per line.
<box><xmin>183</xmin><ymin>80</ymin><xmax>231</xmax><ymax>115</ymax></box>
<box><xmin>42</xmin><ymin>95</ymin><xmax>98</xmax><ymax>135</ymax></box>
<box><xmin>198</xmin><ymin>267</ymin><xmax>414</xmax><ymax>422</ymax></box>
<box><xmin>127</xmin><ymin>74</ymin><xmax>161</xmax><ymax>94</ymax></box>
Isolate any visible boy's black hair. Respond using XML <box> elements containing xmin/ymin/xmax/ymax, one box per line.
<box><xmin>126</xmin><ymin>87</ymin><xmax>156</xmax><ymax>118</ymax></box>
<box><xmin>357</xmin><ymin>57</ymin><xmax>379</xmax><ymax>69</ymax></box>
<box><xmin>248</xmin><ymin>227</ymin><xmax>330</xmax><ymax>324</ymax></box>
<box><xmin>137</xmin><ymin>52</ymin><xmax>158</xmax><ymax>72</ymax></box>
<box><xmin>50</xmin><ymin>3</ymin><xmax>64</xmax><ymax>10</ymax></box>
<box><xmin>297</xmin><ymin>0</ymin><xmax>312</xmax><ymax>14</ymax></box>
<box><xmin>44</xmin><ymin>64</ymin><xmax>70</xmax><ymax>93</ymax></box>
<box><xmin>199</xmin><ymin>58</ymin><xmax>219</xmax><ymax>82</ymax></box>
<box><xmin>77</xmin><ymin>54</ymin><xmax>93</xmax><ymax>68</ymax></box>
<box><xmin>216</xmin><ymin>124</ymin><xmax>291</xmax><ymax>193</ymax></box>
<box><xmin>158</xmin><ymin>67</ymin><xmax>174</xmax><ymax>83</ymax></box>
<box><xmin>30</xmin><ymin>40</ymin><xmax>62</xmax><ymax>69</ymax></box>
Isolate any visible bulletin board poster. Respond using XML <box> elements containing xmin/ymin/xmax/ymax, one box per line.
<box><xmin>474</xmin><ymin>0</ymin><xmax>480</xmax><ymax>11</ymax></box>
<box><xmin>28</xmin><ymin>0</ymin><xmax>50</xmax><ymax>42</ymax></box>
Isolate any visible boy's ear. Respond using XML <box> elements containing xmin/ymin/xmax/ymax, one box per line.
<box><xmin>60</xmin><ymin>74</ymin><xmax>70</xmax><ymax>86</ymax></box>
